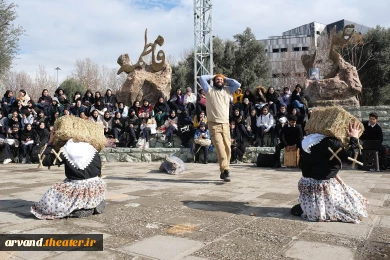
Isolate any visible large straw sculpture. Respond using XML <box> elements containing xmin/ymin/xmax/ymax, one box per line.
<box><xmin>305</xmin><ymin>106</ymin><xmax>364</xmax><ymax>147</ymax></box>
<box><xmin>52</xmin><ymin>116</ymin><xmax>106</xmax><ymax>151</ymax></box>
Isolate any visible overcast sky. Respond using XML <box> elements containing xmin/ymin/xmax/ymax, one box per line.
<box><xmin>12</xmin><ymin>0</ymin><xmax>390</xmax><ymax>82</ymax></box>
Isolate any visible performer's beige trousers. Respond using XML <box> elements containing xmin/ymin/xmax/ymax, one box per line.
<box><xmin>208</xmin><ymin>122</ymin><xmax>231</xmax><ymax>173</ymax></box>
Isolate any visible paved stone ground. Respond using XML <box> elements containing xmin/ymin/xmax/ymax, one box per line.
<box><xmin>0</xmin><ymin>162</ymin><xmax>389</xmax><ymax>260</ymax></box>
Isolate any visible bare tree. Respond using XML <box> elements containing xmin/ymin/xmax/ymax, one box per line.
<box><xmin>272</xmin><ymin>51</ymin><xmax>307</xmax><ymax>90</ymax></box>
<box><xmin>72</xmin><ymin>58</ymin><xmax>100</xmax><ymax>92</ymax></box>
<box><xmin>31</xmin><ymin>65</ymin><xmax>57</xmax><ymax>100</ymax></box>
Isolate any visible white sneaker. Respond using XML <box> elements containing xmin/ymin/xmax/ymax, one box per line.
<box><xmin>167</xmin><ymin>142</ymin><xmax>173</xmax><ymax>148</ymax></box>
<box><xmin>160</xmin><ymin>135</ymin><xmax>166</xmax><ymax>141</ymax></box>
<box><xmin>3</xmin><ymin>158</ymin><xmax>12</xmax><ymax>164</ymax></box>
<box><xmin>115</xmin><ymin>138</ymin><xmax>119</xmax><ymax>143</ymax></box>
<box><xmin>22</xmin><ymin>158</ymin><xmax>26</xmax><ymax>164</ymax></box>
<box><xmin>144</xmin><ymin>142</ymin><xmax>149</xmax><ymax>149</ymax></box>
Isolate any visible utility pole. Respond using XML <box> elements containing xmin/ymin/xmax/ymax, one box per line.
<box><xmin>194</xmin><ymin>0</ymin><xmax>213</xmax><ymax>94</ymax></box>
<box><xmin>55</xmin><ymin>67</ymin><xmax>61</xmax><ymax>88</ymax></box>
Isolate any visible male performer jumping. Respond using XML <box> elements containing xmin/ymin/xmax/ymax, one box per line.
<box><xmin>200</xmin><ymin>74</ymin><xmax>241</xmax><ymax>182</ymax></box>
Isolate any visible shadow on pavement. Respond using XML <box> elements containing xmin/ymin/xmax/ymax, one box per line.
<box><xmin>0</xmin><ymin>199</ymin><xmax>37</xmax><ymax>219</ymax></box>
<box><xmin>105</xmin><ymin>176</ymin><xmax>224</xmax><ymax>185</ymax></box>
<box><xmin>181</xmin><ymin>200</ymin><xmax>304</xmax><ymax>221</ymax></box>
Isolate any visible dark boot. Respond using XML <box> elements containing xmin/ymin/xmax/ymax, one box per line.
<box><xmin>94</xmin><ymin>200</ymin><xmax>106</xmax><ymax>214</ymax></box>
<box><xmin>69</xmin><ymin>208</ymin><xmax>94</xmax><ymax>218</ymax></box>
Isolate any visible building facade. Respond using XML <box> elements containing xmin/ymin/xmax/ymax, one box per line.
<box><xmin>259</xmin><ymin>19</ymin><xmax>371</xmax><ymax>89</ymax></box>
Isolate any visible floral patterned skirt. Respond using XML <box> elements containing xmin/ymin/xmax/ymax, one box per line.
<box><xmin>298</xmin><ymin>177</ymin><xmax>368</xmax><ymax>223</ymax></box>
<box><xmin>31</xmin><ymin>177</ymin><xmax>107</xmax><ymax>220</ymax></box>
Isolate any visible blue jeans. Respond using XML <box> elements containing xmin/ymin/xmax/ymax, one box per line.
<box><xmin>292</xmin><ymin>100</ymin><xmax>304</xmax><ymax>108</ymax></box>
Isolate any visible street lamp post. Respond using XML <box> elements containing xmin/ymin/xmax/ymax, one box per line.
<box><xmin>55</xmin><ymin>67</ymin><xmax>61</xmax><ymax>87</ymax></box>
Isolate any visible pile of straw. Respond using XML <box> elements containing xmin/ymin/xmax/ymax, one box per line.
<box><xmin>53</xmin><ymin>116</ymin><xmax>106</xmax><ymax>151</ymax></box>
<box><xmin>305</xmin><ymin>106</ymin><xmax>363</xmax><ymax>146</ymax></box>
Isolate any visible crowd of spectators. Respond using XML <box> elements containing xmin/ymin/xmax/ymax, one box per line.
<box><xmin>0</xmin><ymin>84</ymin><xmax>311</xmax><ymax>165</ymax></box>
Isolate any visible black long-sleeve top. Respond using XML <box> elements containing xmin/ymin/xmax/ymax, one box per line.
<box><xmin>43</xmin><ymin>151</ymin><xmax>101</xmax><ymax>180</ymax></box>
<box><xmin>20</xmin><ymin>129</ymin><xmax>34</xmax><ymax>142</ymax></box>
<box><xmin>280</xmin><ymin>124</ymin><xmax>303</xmax><ymax>148</ymax></box>
<box><xmin>360</xmin><ymin>121</ymin><xmax>383</xmax><ymax>144</ymax></box>
<box><xmin>34</xmin><ymin>128</ymin><xmax>50</xmax><ymax>145</ymax></box>
<box><xmin>300</xmin><ymin>137</ymin><xmax>359</xmax><ymax>180</ymax></box>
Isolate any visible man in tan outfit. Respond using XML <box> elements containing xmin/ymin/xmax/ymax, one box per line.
<box><xmin>200</xmin><ymin>74</ymin><xmax>241</xmax><ymax>182</ymax></box>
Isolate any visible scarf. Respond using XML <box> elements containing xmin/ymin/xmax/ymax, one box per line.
<box><xmin>62</xmin><ymin>139</ymin><xmax>97</xmax><ymax>170</ymax></box>
<box><xmin>302</xmin><ymin>133</ymin><xmax>326</xmax><ymax>154</ymax></box>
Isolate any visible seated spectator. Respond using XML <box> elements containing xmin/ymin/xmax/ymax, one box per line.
<box><xmin>242</xmin><ymin>98</ymin><xmax>254</xmax><ymax>119</ymax></box>
<box><xmin>21</xmin><ymin>111</ymin><xmax>34</xmax><ymax>130</ymax></box>
<box><xmin>34</xmin><ymin>121</ymin><xmax>50</xmax><ymax>147</ymax></box>
<box><xmin>103</xmin><ymin>89</ymin><xmax>117</xmax><ymax>112</ymax></box>
<box><xmin>230</xmin><ymin>107</ymin><xmax>251</xmax><ymax>139</ymax></box>
<box><xmin>131</xmin><ymin>100</ymin><xmax>141</xmax><ymax>116</ymax></box>
<box><xmin>82</xmin><ymin>90</ymin><xmax>95</xmax><ymax>109</ymax></box>
<box><xmin>70</xmin><ymin>99</ymin><xmax>87</xmax><ymax>117</ymax></box>
<box><xmin>139</xmin><ymin>111</ymin><xmax>157</xmax><ymax>148</ymax></box>
<box><xmin>12</xmin><ymin>100</ymin><xmax>24</xmax><ymax>115</ymax></box>
<box><xmin>138</xmin><ymin>99</ymin><xmax>154</xmax><ymax>120</ymax></box>
<box><xmin>275</xmin><ymin>105</ymin><xmax>288</xmax><ymax>139</ymax></box>
<box><xmin>90</xmin><ymin>98</ymin><xmax>107</xmax><ymax>116</ymax></box>
<box><xmin>26</xmin><ymin>100</ymin><xmax>39</xmax><ymax>117</ymax></box>
<box><xmin>266</xmin><ymin>87</ymin><xmax>279</xmax><ymax>115</ymax></box>
<box><xmin>17</xmin><ymin>89</ymin><xmax>31</xmax><ymax>107</ymax></box>
<box><xmin>153</xmin><ymin>96</ymin><xmax>170</xmax><ymax>128</ymax></box>
<box><xmin>54</xmin><ymin>88</ymin><xmax>69</xmax><ymax>105</ymax></box>
<box><xmin>290</xmin><ymin>84</ymin><xmax>308</xmax><ymax>116</ymax></box>
<box><xmin>196</xmin><ymin>88</ymin><xmax>207</xmax><ymax>115</ymax></box>
<box><xmin>1</xmin><ymin>90</ymin><xmax>16</xmax><ymax>116</ymax></box>
<box><xmin>47</xmin><ymin>97</ymin><xmax>64</xmax><ymax>118</ymax></box>
<box><xmin>290</xmin><ymin>107</ymin><xmax>305</xmax><ymax>127</ymax></box>
<box><xmin>8</xmin><ymin>111</ymin><xmax>22</xmax><ymax>130</ymax></box>
<box><xmin>361</xmin><ymin>112</ymin><xmax>383</xmax><ymax>144</ymax></box>
<box><xmin>112</xmin><ymin>112</ymin><xmax>124</xmax><ymax>143</ymax></box>
<box><xmin>184</xmin><ymin>87</ymin><xmax>197</xmax><ymax>115</ymax></box>
<box><xmin>243</xmin><ymin>89</ymin><xmax>255</xmax><ymax>104</ymax></box>
<box><xmin>36</xmin><ymin>89</ymin><xmax>52</xmax><ymax>114</ymax></box>
<box><xmin>124</xmin><ymin>109</ymin><xmax>140</xmax><ymax>147</ymax></box>
<box><xmin>116</xmin><ymin>102</ymin><xmax>129</xmax><ymax>118</ymax></box>
<box><xmin>47</xmin><ymin>111</ymin><xmax>60</xmax><ymax>131</ymax></box>
<box><xmin>169</xmin><ymin>87</ymin><xmax>185</xmax><ymax>113</ymax></box>
<box><xmin>246</xmin><ymin>109</ymin><xmax>258</xmax><ymax>146</ymax></box>
<box><xmin>233</xmin><ymin>88</ymin><xmax>244</xmax><ymax>110</ymax></box>
<box><xmin>94</xmin><ymin>91</ymin><xmax>102</xmax><ymax>103</ymax></box>
<box><xmin>274</xmin><ymin>115</ymin><xmax>303</xmax><ymax>168</ymax></box>
<box><xmin>229</xmin><ymin>121</ymin><xmax>245</xmax><ymax>164</ymax></box>
<box><xmin>256</xmin><ymin>106</ymin><xmax>275</xmax><ymax>147</ymax></box>
<box><xmin>178</xmin><ymin>108</ymin><xmax>193</xmax><ymax>148</ymax></box>
<box><xmin>79</xmin><ymin>111</ymin><xmax>89</xmax><ymax>120</ymax></box>
<box><xmin>193</xmin><ymin>122</ymin><xmax>210</xmax><ymax>164</ymax></box>
<box><xmin>63</xmin><ymin>107</ymin><xmax>71</xmax><ymax>116</ymax></box>
<box><xmin>253</xmin><ymin>86</ymin><xmax>267</xmax><ymax>107</ymax></box>
<box><xmin>20</xmin><ymin>123</ymin><xmax>35</xmax><ymax>164</ymax></box>
<box><xmin>89</xmin><ymin>109</ymin><xmax>104</xmax><ymax>126</ymax></box>
<box><xmin>161</xmin><ymin>110</ymin><xmax>178</xmax><ymax>148</ymax></box>
<box><xmin>275</xmin><ymin>105</ymin><xmax>288</xmax><ymax>121</ymax></box>
<box><xmin>102</xmin><ymin>111</ymin><xmax>113</xmax><ymax>138</ymax></box>
<box><xmin>3</xmin><ymin>124</ymin><xmax>20</xmax><ymax>164</ymax></box>
<box><xmin>0</xmin><ymin>111</ymin><xmax>8</xmax><ymax>139</ymax></box>
<box><xmin>193</xmin><ymin>110</ymin><xmax>207</xmax><ymax>129</ymax></box>
<box><xmin>71</xmin><ymin>91</ymin><xmax>82</xmax><ymax>107</ymax></box>
<box><xmin>279</xmin><ymin>87</ymin><xmax>291</xmax><ymax>109</ymax></box>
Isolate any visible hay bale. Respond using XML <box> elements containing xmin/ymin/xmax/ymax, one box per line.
<box><xmin>305</xmin><ymin>106</ymin><xmax>363</xmax><ymax>146</ymax></box>
<box><xmin>53</xmin><ymin>116</ymin><xmax>106</xmax><ymax>151</ymax></box>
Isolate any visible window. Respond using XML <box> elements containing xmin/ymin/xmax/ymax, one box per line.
<box><xmin>316</xmin><ymin>31</ymin><xmax>320</xmax><ymax>35</ymax></box>
<box><xmin>272</xmin><ymin>49</ymin><xmax>279</xmax><ymax>53</ymax></box>
<box><xmin>281</xmin><ymin>48</ymin><xmax>288</xmax><ymax>52</ymax></box>
<box><xmin>302</xmin><ymin>47</ymin><xmax>309</xmax><ymax>51</ymax></box>
<box><xmin>293</xmin><ymin>47</ymin><xmax>300</xmax><ymax>51</ymax></box>
<box><xmin>265</xmin><ymin>49</ymin><xmax>268</xmax><ymax>52</ymax></box>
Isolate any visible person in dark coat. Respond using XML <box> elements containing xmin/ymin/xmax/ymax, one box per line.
<box><xmin>177</xmin><ymin>108</ymin><xmax>193</xmax><ymax>148</ymax></box>
<box><xmin>20</xmin><ymin>123</ymin><xmax>35</xmax><ymax>163</ymax></box>
<box><xmin>265</xmin><ymin>87</ymin><xmax>279</xmax><ymax>115</ymax></box>
<box><xmin>103</xmin><ymin>89</ymin><xmax>117</xmax><ymax>112</ymax></box>
<box><xmin>1</xmin><ymin>90</ymin><xmax>16</xmax><ymax>116</ymax></box>
<box><xmin>154</xmin><ymin>96</ymin><xmax>170</xmax><ymax>128</ymax></box>
<box><xmin>274</xmin><ymin>115</ymin><xmax>303</xmax><ymax>168</ymax></box>
<box><xmin>229</xmin><ymin>120</ymin><xmax>245</xmax><ymax>164</ymax></box>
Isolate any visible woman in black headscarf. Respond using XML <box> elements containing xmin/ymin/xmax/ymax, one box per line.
<box><xmin>161</xmin><ymin>110</ymin><xmax>178</xmax><ymax>148</ymax></box>
<box><xmin>153</xmin><ymin>96</ymin><xmax>170</xmax><ymax>128</ymax></box>
<box><xmin>177</xmin><ymin>108</ymin><xmax>193</xmax><ymax>148</ymax></box>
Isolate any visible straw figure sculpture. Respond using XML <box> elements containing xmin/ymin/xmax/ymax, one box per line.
<box><xmin>305</xmin><ymin>106</ymin><xmax>364</xmax><ymax>147</ymax></box>
<box><xmin>52</xmin><ymin>116</ymin><xmax>106</xmax><ymax>152</ymax></box>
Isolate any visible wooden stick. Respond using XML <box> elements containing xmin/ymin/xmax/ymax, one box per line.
<box><xmin>348</xmin><ymin>152</ymin><xmax>363</xmax><ymax>169</ymax></box>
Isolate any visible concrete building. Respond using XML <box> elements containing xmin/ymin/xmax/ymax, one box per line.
<box><xmin>259</xmin><ymin>20</ymin><xmax>371</xmax><ymax>89</ymax></box>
